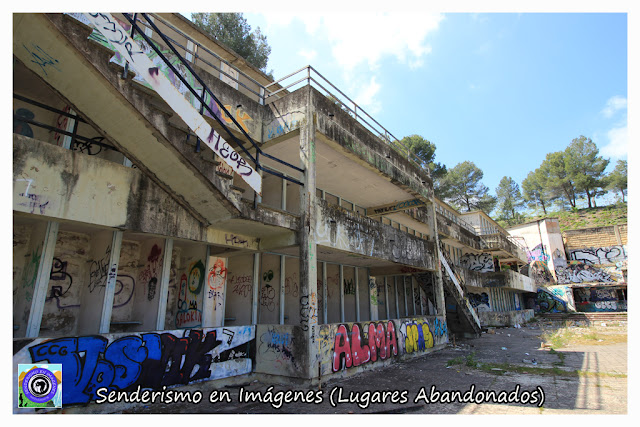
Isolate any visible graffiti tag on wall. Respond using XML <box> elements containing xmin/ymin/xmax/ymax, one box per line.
<box><xmin>568</xmin><ymin>246</ymin><xmax>627</xmax><ymax>266</ymax></box>
<box><xmin>20</xmin><ymin>326</ymin><xmax>254</xmax><ymax>405</ymax></box>
<box><xmin>332</xmin><ymin>321</ymin><xmax>398</xmax><ymax>372</ymax></box>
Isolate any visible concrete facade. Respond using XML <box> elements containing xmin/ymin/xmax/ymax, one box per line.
<box><xmin>13</xmin><ymin>13</ymin><xmax>538</xmax><ymax>411</ymax></box>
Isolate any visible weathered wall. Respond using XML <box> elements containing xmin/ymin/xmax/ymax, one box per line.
<box><xmin>316</xmin><ymin>200</ymin><xmax>435</xmax><ymax>270</ymax></box>
<box><xmin>460</xmin><ymin>252</ymin><xmax>494</xmax><ymax>273</ymax></box>
<box><xmin>573</xmin><ymin>287</ymin><xmax>627</xmax><ymax>312</ymax></box>
<box><xmin>478</xmin><ymin>309</ymin><xmax>534</xmax><ymax>327</ymax></box>
<box><xmin>255</xmin><ymin>324</ymin><xmax>306</xmax><ymax>378</ymax></box>
<box><xmin>318</xmin><ymin>316</ymin><xmax>448</xmax><ymax>379</ymax></box>
<box><xmin>563</xmin><ymin>225</ymin><xmax>627</xmax><ymax>249</ymax></box>
<box><xmin>13</xmin><ymin>325</ymin><xmax>255</xmax><ymax>409</ymax></box>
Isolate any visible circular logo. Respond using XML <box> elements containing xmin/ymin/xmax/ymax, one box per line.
<box><xmin>22</xmin><ymin>368</ymin><xmax>58</xmax><ymax>404</ymax></box>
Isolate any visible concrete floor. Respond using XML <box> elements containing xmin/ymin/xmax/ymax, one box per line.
<box><xmin>55</xmin><ymin>319</ymin><xmax>627</xmax><ymax>415</ymax></box>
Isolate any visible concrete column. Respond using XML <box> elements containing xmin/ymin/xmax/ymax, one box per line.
<box><xmin>279</xmin><ymin>255</ymin><xmax>286</xmax><ymax>324</ymax></box>
<box><xmin>354</xmin><ymin>267</ymin><xmax>360</xmax><ymax>321</ymax></box>
<box><xmin>403</xmin><ymin>276</ymin><xmax>409</xmax><ymax>316</ymax></box>
<box><xmin>281</xmin><ymin>177</ymin><xmax>287</xmax><ymax>211</ymax></box>
<box><xmin>298</xmin><ymin>88</ymin><xmax>319</xmax><ymax>380</ymax></box>
<box><xmin>394</xmin><ymin>276</ymin><xmax>400</xmax><ymax>319</ymax></box>
<box><xmin>322</xmin><ymin>262</ymin><xmax>328</xmax><ymax>324</ymax></box>
<box><xmin>415</xmin><ymin>276</ymin><xmax>424</xmax><ymax>315</ymax></box>
<box><xmin>251</xmin><ymin>252</ymin><xmax>260</xmax><ymax>324</ymax></box>
<box><xmin>384</xmin><ymin>276</ymin><xmax>390</xmax><ymax>320</ymax></box>
<box><xmin>411</xmin><ymin>275</ymin><xmax>417</xmax><ymax>315</ymax></box>
<box><xmin>26</xmin><ymin>221</ymin><xmax>59</xmax><ymax>338</ymax></box>
<box><xmin>368</xmin><ymin>272</ymin><xmax>378</xmax><ymax>321</ymax></box>
<box><xmin>339</xmin><ymin>264</ymin><xmax>345</xmax><ymax>322</ymax></box>
<box><xmin>98</xmin><ymin>231</ymin><xmax>123</xmax><ymax>333</ymax></box>
<box><xmin>429</xmin><ymin>201</ymin><xmax>446</xmax><ymax>316</ymax></box>
<box><xmin>155</xmin><ymin>238</ymin><xmax>173</xmax><ymax>330</ymax></box>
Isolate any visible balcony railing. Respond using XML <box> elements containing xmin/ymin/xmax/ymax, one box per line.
<box><xmin>435</xmin><ymin>203</ymin><xmax>477</xmax><ymax>234</ymax></box>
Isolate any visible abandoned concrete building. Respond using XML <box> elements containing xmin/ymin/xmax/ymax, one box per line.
<box><xmin>13</xmin><ymin>13</ymin><xmax>538</xmax><ymax>409</ymax></box>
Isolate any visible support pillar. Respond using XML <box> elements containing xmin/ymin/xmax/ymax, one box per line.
<box><xmin>394</xmin><ymin>276</ymin><xmax>400</xmax><ymax>319</ymax></box>
<box><xmin>279</xmin><ymin>255</ymin><xmax>286</xmax><ymax>324</ymax></box>
<box><xmin>429</xmin><ymin>200</ymin><xmax>446</xmax><ymax>316</ymax></box>
<box><xmin>355</xmin><ymin>267</ymin><xmax>361</xmax><ymax>321</ymax></box>
<box><xmin>384</xmin><ymin>276</ymin><xmax>390</xmax><ymax>319</ymax></box>
<box><xmin>155</xmin><ymin>238</ymin><xmax>173</xmax><ymax>330</ymax></box>
<box><xmin>298</xmin><ymin>88</ymin><xmax>319</xmax><ymax>380</ymax></box>
<box><xmin>368</xmin><ymin>270</ymin><xmax>378</xmax><ymax>321</ymax></box>
<box><xmin>339</xmin><ymin>265</ymin><xmax>345</xmax><ymax>322</ymax></box>
<box><xmin>251</xmin><ymin>252</ymin><xmax>260</xmax><ymax>324</ymax></box>
<box><xmin>26</xmin><ymin>221</ymin><xmax>59</xmax><ymax>338</ymax></box>
<box><xmin>98</xmin><ymin>231</ymin><xmax>123</xmax><ymax>333</ymax></box>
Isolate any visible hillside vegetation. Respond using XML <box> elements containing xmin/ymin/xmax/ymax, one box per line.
<box><xmin>497</xmin><ymin>203</ymin><xmax>627</xmax><ymax>232</ymax></box>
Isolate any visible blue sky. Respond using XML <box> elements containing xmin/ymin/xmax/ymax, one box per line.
<box><xmin>184</xmin><ymin>9</ymin><xmax>628</xmax><ymax>209</ymax></box>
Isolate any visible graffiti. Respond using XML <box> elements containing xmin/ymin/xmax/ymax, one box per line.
<box><xmin>376</xmin><ymin>282</ymin><xmax>385</xmax><ymax>306</ymax></box>
<box><xmin>468</xmin><ymin>292</ymin><xmax>490</xmax><ymax>312</ymax></box>
<box><xmin>284</xmin><ymin>273</ymin><xmax>299</xmax><ymax>297</ymax></box>
<box><xmin>176</xmin><ymin>260</ymin><xmax>205</xmax><ymax>328</ymax></box>
<box><xmin>52</xmin><ymin>105</ymin><xmax>71</xmax><ymax>145</ymax></box>
<box><xmin>460</xmin><ymin>253</ymin><xmax>493</xmax><ymax>273</ymax></box>
<box><xmin>71</xmin><ymin>136</ymin><xmax>107</xmax><ymax>156</ymax></box>
<box><xmin>258</xmin><ymin>327</ymin><xmax>297</xmax><ymax>369</ymax></box>
<box><xmin>230</xmin><ymin>274</ymin><xmax>253</xmax><ymax>298</ymax></box>
<box><xmin>46</xmin><ymin>258</ymin><xmax>80</xmax><ymax>310</ymax></box>
<box><xmin>400</xmin><ymin>319</ymin><xmax>432</xmax><ymax>353</ymax></box>
<box><xmin>88</xmin><ymin>246</ymin><xmax>112</xmax><ymax>293</ymax></box>
<box><xmin>528</xmin><ymin>244</ymin><xmax>549</xmax><ymax>264</ymax></box>
<box><xmin>139</xmin><ymin>244</ymin><xmax>162</xmax><ymax>301</ymax></box>
<box><xmin>332</xmin><ymin>321</ymin><xmax>398</xmax><ymax>372</ymax></box>
<box><xmin>224</xmin><ymin>234</ymin><xmax>249</xmax><ymax>247</ymax></box>
<box><xmin>207</xmin><ymin>259</ymin><xmax>227</xmax><ymax>311</ymax></box>
<box><xmin>536</xmin><ymin>289</ymin><xmax>567</xmax><ymax>313</ymax></box>
<box><xmin>432</xmin><ymin>317</ymin><xmax>448</xmax><ymax>338</ymax></box>
<box><xmin>260</xmin><ymin>270</ymin><xmax>276</xmax><ymax>313</ymax></box>
<box><xmin>113</xmin><ymin>274</ymin><xmax>135</xmax><ymax>308</ymax></box>
<box><xmin>552</xmin><ymin>248</ymin><xmax>567</xmax><ymax>268</ymax></box>
<box><xmin>299</xmin><ymin>293</ymin><xmax>318</xmax><ymax>333</ymax></box>
<box><xmin>594</xmin><ymin>301</ymin><xmax>618</xmax><ymax>310</ymax></box>
<box><xmin>265</xmin><ymin>112</ymin><xmax>304</xmax><ymax>140</ymax></box>
<box><xmin>14</xmin><ymin>108</ymin><xmax>35</xmax><ymax>137</ymax></box>
<box><xmin>22</xmin><ymin>247</ymin><xmax>41</xmax><ymax>303</ymax></box>
<box><xmin>527</xmin><ymin>260</ymin><xmax>555</xmax><ymax>285</ymax></box>
<box><xmin>22</xmin><ymin>43</ymin><xmax>61</xmax><ymax>76</ymax></box>
<box><xmin>568</xmin><ymin>246</ymin><xmax>627</xmax><ymax>266</ymax></box>
<box><xmin>83</xmin><ymin>13</ymin><xmax>259</xmax><ymax>192</ymax></box>
<box><xmin>24</xmin><ymin>326</ymin><xmax>255</xmax><ymax>405</ymax></box>
<box><xmin>221</xmin><ymin>105</ymin><xmax>252</xmax><ymax>133</ymax></box>
<box><xmin>555</xmin><ymin>262</ymin><xmax>612</xmax><ymax>284</ymax></box>
<box><xmin>17</xmin><ymin>193</ymin><xmax>49</xmax><ymax>215</ymax></box>
<box><xmin>344</xmin><ymin>278</ymin><xmax>355</xmax><ymax>295</ymax></box>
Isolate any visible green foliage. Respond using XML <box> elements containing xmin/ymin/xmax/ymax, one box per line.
<box><xmin>521</xmin><ymin>169</ymin><xmax>551</xmax><ymax>215</ymax></box>
<box><xmin>191</xmin><ymin>13</ymin><xmax>271</xmax><ymax>73</ymax></box>
<box><xmin>399</xmin><ymin>135</ymin><xmax>447</xmax><ymax>184</ymax></box>
<box><xmin>539</xmin><ymin>150</ymin><xmax>577</xmax><ymax>208</ymax></box>
<box><xmin>439</xmin><ymin>161</ymin><xmax>496</xmax><ymax>213</ymax></box>
<box><xmin>606</xmin><ymin>159</ymin><xmax>627</xmax><ymax>202</ymax></box>
<box><xmin>564</xmin><ymin>136</ymin><xmax>609</xmax><ymax>208</ymax></box>
<box><xmin>496</xmin><ymin>176</ymin><xmax>525</xmax><ymax>220</ymax></box>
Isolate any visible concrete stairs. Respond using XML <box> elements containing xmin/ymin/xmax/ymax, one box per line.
<box><xmin>14</xmin><ymin>13</ymin><xmax>253</xmax><ymax>226</ymax></box>
<box><xmin>539</xmin><ymin>312</ymin><xmax>627</xmax><ymax>323</ymax></box>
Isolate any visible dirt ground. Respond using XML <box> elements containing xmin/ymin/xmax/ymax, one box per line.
<box><xmin>59</xmin><ymin>318</ymin><xmax>628</xmax><ymax>415</ymax></box>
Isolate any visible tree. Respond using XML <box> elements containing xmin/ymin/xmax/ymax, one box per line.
<box><xmin>399</xmin><ymin>135</ymin><xmax>447</xmax><ymax>193</ymax></box>
<box><xmin>539</xmin><ymin>151</ymin><xmax>578</xmax><ymax>208</ymax></box>
<box><xmin>439</xmin><ymin>161</ymin><xmax>496</xmax><ymax>213</ymax></box>
<box><xmin>606</xmin><ymin>159</ymin><xmax>627</xmax><ymax>202</ymax></box>
<box><xmin>496</xmin><ymin>176</ymin><xmax>524</xmax><ymax>220</ymax></box>
<box><xmin>564</xmin><ymin>136</ymin><xmax>609</xmax><ymax>208</ymax></box>
<box><xmin>521</xmin><ymin>169</ymin><xmax>551</xmax><ymax>215</ymax></box>
<box><xmin>191</xmin><ymin>13</ymin><xmax>271</xmax><ymax>73</ymax></box>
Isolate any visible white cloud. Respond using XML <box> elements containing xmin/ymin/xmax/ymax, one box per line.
<box><xmin>601</xmin><ymin>124</ymin><xmax>628</xmax><ymax>158</ymax></box>
<box><xmin>601</xmin><ymin>95</ymin><xmax>627</xmax><ymax>118</ymax></box>
<box><xmin>260</xmin><ymin>12</ymin><xmax>443</xmax><ymax>71</ymax></box>
<box><xmin>298</xmin><ymin>48</ymin><xmax>317</xmax><ymax>63</ymax></box>
<box><xmin>353</xmin><ymin>76</ymin><xmax>382</xmax><ymax>114</ymax></box>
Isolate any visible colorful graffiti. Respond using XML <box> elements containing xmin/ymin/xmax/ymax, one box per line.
<box><xmin>207</xmin><ymin>258</ymin><xmax>227</xmax><ymax>311</ymax></box>
<box><xmin>528</xmin><ymin>244</ymin><xmax>549</xmax><ymax>264</ymax></box>
<box><xmin>20</xmin><ymin>326</ymin><xmax>255</xmax><ymax>405</ymax></box>
<box><xmin>176</xmin><ymin>260</ymin><xmax>204</xmax><ymax>328</ymax></box>
<box><xmin>536</xmin><ymin>288</ymin><xmax>567</xmax><ymax>313</ymax></box>
<box><xmin>568</xmin><ymin>246</ymin><xmax>627</xmax><ymax>266</ymax></box>
<box><xmin>460</xmin><ymin>253</ymin><xmax>493</xmax><ymax>273</ymax></box>
<box><xmin>332</xmin><ymin>321</ymin><xmax>398</xmax><ymax>372</ymax></box>
<box><xmin>14</xmin><ymin>107</ymin><xmax>35</xmax><ymax>137</ymax></box>
<box><xmin>555</xmin><ymin>262</ymin><xmax>613</xmax><ymax>284</ymax></box>
<box><xmin>468</xmin><ymin>292</ymin><xmax>490</xmax><ymax>312</ymax></box>
<box><xmin>527</xmin><ymin>260</ymin><xmax>555</xmax><ymax>285</ymax></box>
<box><xmin>139</xmin><ymin>244</ymin><xmax>162</xmax><ymax>301</ymax></box>
<box><xmin>257</xmin><ymin>326</ymin><xmax>299</xmax><ymax>372</ymax></box>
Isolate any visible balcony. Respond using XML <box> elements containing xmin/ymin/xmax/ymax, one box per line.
<box><xmin>480</xmin><ymin>270</ymin><xmax>536</xmax><ymax>293</ymax></box>
<box><xmin>476</xmin><ymin>230</ymin><xmax>528</xmax><ymax>263</ymax></box>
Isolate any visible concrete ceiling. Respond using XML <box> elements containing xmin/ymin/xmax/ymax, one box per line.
<box><xmin>263</xmin><ymin>135</ymin><xmax>414</xmax><ymax>209</ymax></box>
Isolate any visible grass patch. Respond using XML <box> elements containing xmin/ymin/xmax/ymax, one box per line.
<box><xmin>447</xmin><ymin>356</ymin><xmax>465</xmax><ymax>367</ymax></box>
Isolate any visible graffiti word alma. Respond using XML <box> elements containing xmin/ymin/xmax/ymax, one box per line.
<box><xmin>332</xmin><ymin>321</ymin><xmax>398</xmax><ymax>372</ymax></box>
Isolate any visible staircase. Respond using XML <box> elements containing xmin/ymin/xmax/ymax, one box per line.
<box><xmin>13</xmin><ymin>13</ymin><xmax>303</xmax><ymax>228</ymax></box>
<box><xmin>438</xmin><ymin>248</ymin><xmax>482</xmax><ymax>338</ymax></box>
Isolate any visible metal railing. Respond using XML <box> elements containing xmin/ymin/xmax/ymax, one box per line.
<box><xmin>13</xmin><ymin>93</ymin><xmax>120</xmax><ymax>156</ymax></box>
<box><xmin>263</xmin><ymin>65</ymin><xmax>429</xmax><ymax>172</ymax></box>
<box><xmin>434</xmin><ymin>203</ymin><xmax>477</xmax><ymax>234</ymax></box>
<box><xmin>117</xmin><ymin>13</ymin><xmax>305</xmax><ymax>194</ymax></box>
